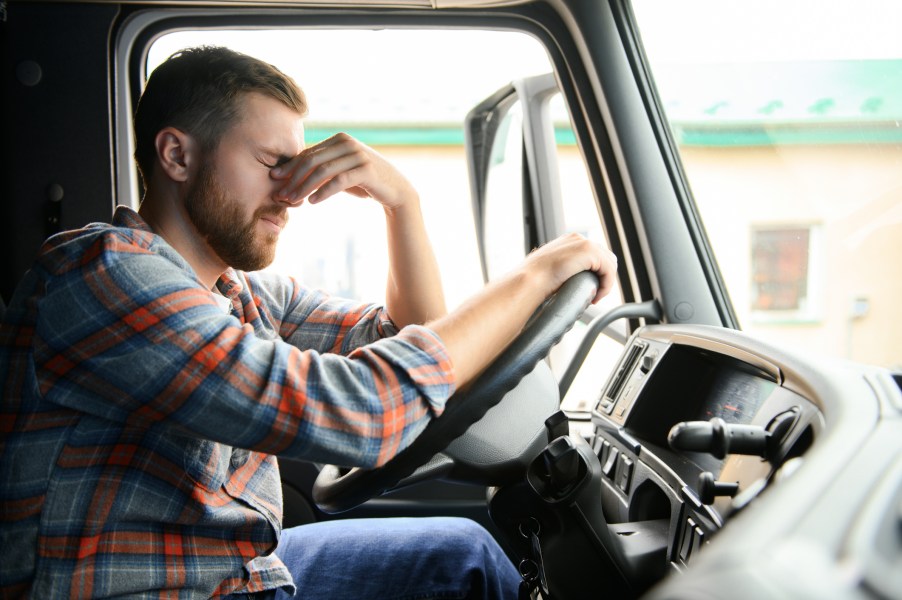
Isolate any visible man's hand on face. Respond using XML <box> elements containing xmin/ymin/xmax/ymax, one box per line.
<box><xmin>269</xmin><ymin>133</ymin><xmax>417</xmax><ymax>211</ymax></box>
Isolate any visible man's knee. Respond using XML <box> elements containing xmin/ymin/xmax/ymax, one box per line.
<box><xmin>426</xmin><ymin>517</ymin><xmax>510</xmax><ymax>563</ymax></box>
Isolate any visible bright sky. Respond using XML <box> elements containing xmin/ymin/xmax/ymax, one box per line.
<box><xmin>631</xmin><ymin>0</ymin><xmax>902</xmax><ymax>63</ymax></box>
<box><xmin>147</xmin><ymin>0</ymin><xmax>902</xmax><ymax>127</ymax></box>
<box><xmin>148</xmin><ymin>29</ymin><xmax>554</xmax><ymax>125</ymax></box>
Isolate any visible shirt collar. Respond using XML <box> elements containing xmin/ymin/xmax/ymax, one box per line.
<box><xmin>112</xmin><ymin>205</ymin><xmax>153</xmax><ymax>231</ymax></box>
<box><xmin>216</xmin><ymin>269</ymin><xmax>245</xmax><ymax>301</ymax></box>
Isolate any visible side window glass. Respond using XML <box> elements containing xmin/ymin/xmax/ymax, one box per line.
<box><xmin>483</xmin><ymin>101</ymin><xmax>528</xmax><ymax>279</ymax></box>
<box><xmin>146</xmin><ymin>29</ymin><xmax>553</xmax><ymax>312</ymax></box>
<box><xmin>147</xmin><ymin>31</ymin><xmax>629</xmax><ymax>416</ymax></box>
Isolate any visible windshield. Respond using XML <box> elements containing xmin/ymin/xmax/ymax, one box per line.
<box><xmin>632</xmin><ymin>0</ymin><xmax>902</xmax><ymax>370</ymax></box>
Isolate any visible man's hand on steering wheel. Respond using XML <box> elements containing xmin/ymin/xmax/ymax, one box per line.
<box><xmin>431</xmin><ymin>232</ymin><xmax>618</xmax><ymax>389</ymax></box>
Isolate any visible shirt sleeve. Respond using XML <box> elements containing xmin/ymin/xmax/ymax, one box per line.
<box><xmin>31</xmin><ymin>230</ymin><xmax>456</xmax><ymax>469</ymax></box>
<box><xmin>236</xmin><ymin>270</ymin><xmax>399</xmax><ymax>356</ymax></box>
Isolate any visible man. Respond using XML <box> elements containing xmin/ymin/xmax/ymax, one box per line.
<box><xmin>0</xmin><ymin>46</ymin><xmax>617</xmax><ymax>598</ymax></box>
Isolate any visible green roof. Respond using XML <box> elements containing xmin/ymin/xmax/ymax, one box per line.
<box><xmin>305</xmin><ymin>125</ymin><xmax>578</xmax><ymax>147</ymax></box>
<box><xmin>309</xmin><ymin>60</ymin><xmax>902</xmax><ymax>148</ymax></box>
<box><xmin>658</xmin><ymin>59</ymin><xmax>902</xmax><ymax>146</ymax></box>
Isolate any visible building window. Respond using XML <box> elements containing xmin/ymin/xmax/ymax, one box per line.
<box><xmin>751</xmin><ymin>226</ymin><xmax>812</xmax><ymax>313</ymax></box>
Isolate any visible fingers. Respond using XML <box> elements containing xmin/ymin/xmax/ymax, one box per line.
<box><xmin>271</xmin><ymin>133</ymin><xmax>364</xmax><ymax>204</ymax></box>
<box><xmin>593</xmin><ymin>250</ymin><xmax>618</xmax><ymax>303</ymax></box>
<box><xmin>307</xmin><ymin>165</ymin><xmax>370</xmax><ymax>204</ymax></box>
<box><xmin>576</xmin><ymin>238</ymin><xmax>617</xmax><ymax>304</ymax></box>
<box><xmin>527</xmin><ymin>233</ymin><xmax>619</xmax><ymax>304</ymax></box>
<box><xmin>270</xmin><ymin>133</ymin><xmax>412</xmax><ymax>208</ymax></box>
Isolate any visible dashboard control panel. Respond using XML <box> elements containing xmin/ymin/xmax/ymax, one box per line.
<box><xmin>585</xmin><ymin>326</ymin><xmax>823</xmax><ymax>568</ymax></box>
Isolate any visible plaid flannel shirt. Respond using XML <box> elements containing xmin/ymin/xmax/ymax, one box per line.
<box><xmin>0</xmin><ymin>206</ymin><xmax>455</xmax><ymax>599</ymax></box>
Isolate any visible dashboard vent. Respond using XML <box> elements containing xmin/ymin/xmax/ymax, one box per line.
<box><xmin>605</xmin><ymin>341</ymin><xmax>647</xmax><ymax>402</ymax></box>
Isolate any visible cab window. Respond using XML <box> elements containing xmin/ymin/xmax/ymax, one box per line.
<box><xmin>147</xmin><ymin>29</ymin><xmax>557</xmax><ymax>311</ymax></box>
<box><xmin>147</xmin><ymin>27</ymin><xmax>629</xmax><ymax>410</ymax></box>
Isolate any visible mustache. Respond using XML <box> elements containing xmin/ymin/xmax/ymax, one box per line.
<box><xmin>255</xmin><ymin>207</ymin><xmax>289</xmax><ymax>227</ymax></box>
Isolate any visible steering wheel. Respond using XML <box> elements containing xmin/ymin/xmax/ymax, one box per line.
<box><xmin>313</xmin><ymin>270</ymin><xmax>599</xmax><ymax>513</ymax></box>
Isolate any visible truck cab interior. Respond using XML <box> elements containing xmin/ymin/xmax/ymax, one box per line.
<box><xmin>3</xmin><ymin>1</ymin><xmax>901</xmax><ymax>598</ymax></box>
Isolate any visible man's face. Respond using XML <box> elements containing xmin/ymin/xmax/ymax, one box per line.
<box><xmin>185</xmin><ymin>92</ymin><xmax>305</xmax><ymax>272</ymax></box>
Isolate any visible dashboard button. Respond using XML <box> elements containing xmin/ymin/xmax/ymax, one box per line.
<box><xmin>599</xmin><ymin>440</ymin><xmax>611</xmax><ymax>465</ymax></box>
<box><xmin>603</xmin><ymin>447</ymin><xmax>619</xmax><ymax>479</ymax></box>
<box><xmin>617</xmin><ymin>455</ymin><xmax>634</xmax><ymax>492</ymax></box>
<box><xmin>692</xmin><ymin>525</ymin><xmax>705</xmax><ymax>556</ymax></box>
<box><xmin>679</xmin><ymin>518</ymin><xmax>696</xmax><ymax>563</ymax></box>
<box><xmin>592</xmin><ymin>435</ymin><xmax>604</xmax><ymax>456</ymax></box>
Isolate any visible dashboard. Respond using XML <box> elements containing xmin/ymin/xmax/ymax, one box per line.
<box><xmin>489</xmin><ymin>323</ymin><xmax>902</xmax><ymax>599</ymax></box>
<box><xmin>589</xmin><ymin>326</ymin><xmax>822</xmax><ymax>574</ymax></box>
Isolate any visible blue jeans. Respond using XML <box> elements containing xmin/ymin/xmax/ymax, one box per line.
<box><xmin>226</xmin><ymin>516</ymin><xmax>520</xmax><ymax>600</ymax></box>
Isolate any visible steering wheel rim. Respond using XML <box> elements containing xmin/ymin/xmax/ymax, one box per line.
<box><xmin>312</xmin><ymin>270</ymin><xmax>599</xmax><ymax>514</ymax></box>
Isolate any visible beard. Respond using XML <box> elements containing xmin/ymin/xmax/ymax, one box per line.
<box><xmin>184</xmin><ymin>159</ymin><xmax>286</xmax><ymax>272</ymax></box>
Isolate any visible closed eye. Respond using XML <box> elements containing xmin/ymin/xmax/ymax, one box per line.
<box><xmin>261</xmin><ymin>155</ymin><xmax>292</xmax><ymax>170</ymax></box>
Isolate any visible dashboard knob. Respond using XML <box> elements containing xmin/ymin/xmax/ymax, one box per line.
<box><xmin>697</xmin><ymin>471</ymin><xmax>739</xmax><ymax>505</ymax></box>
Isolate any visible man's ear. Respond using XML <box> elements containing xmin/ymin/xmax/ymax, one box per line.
<box><xmin>154</xmin><ymin>127</ymin><xmax>197</xmax><ymax>183</ymax></box>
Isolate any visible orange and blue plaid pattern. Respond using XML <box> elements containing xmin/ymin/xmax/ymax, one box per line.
<box><xmin>0</xmin><ymin>206</ymin><xmax>454</xmax><ymax>598</ymax></box>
